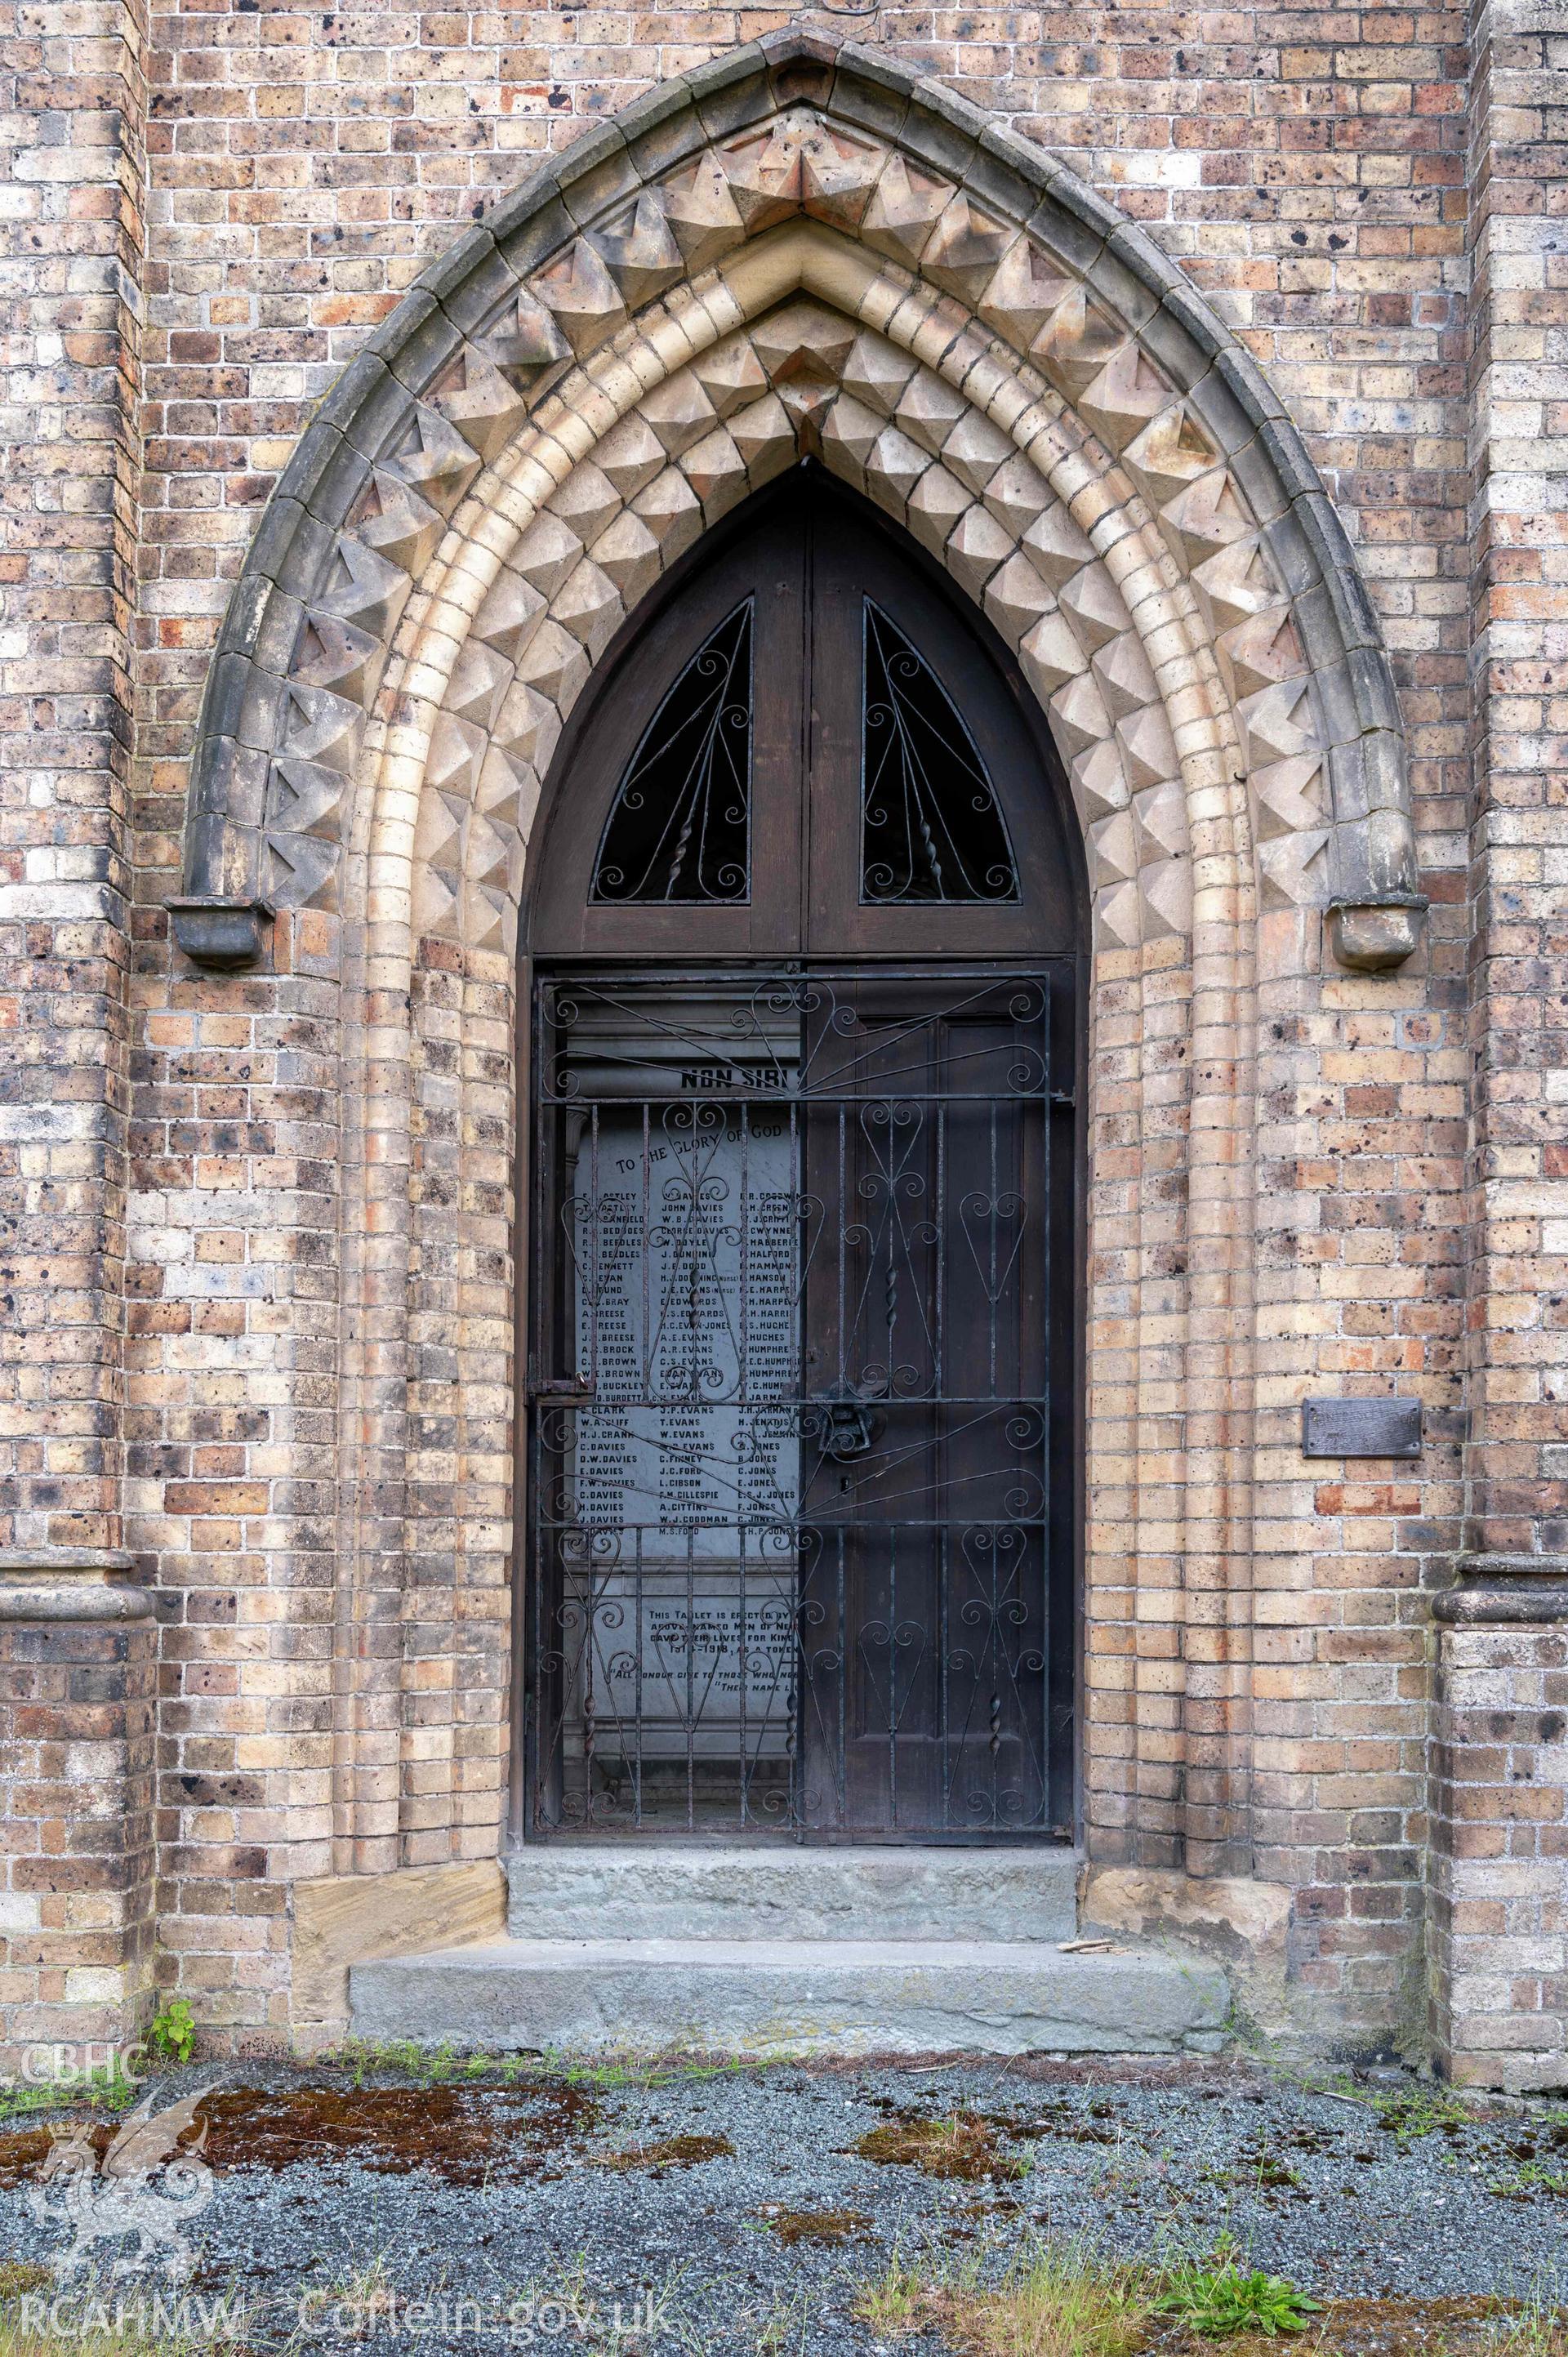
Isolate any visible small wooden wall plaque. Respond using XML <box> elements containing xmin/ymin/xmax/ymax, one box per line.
<box><xmin>1301</xmin><ymin>1399</ymin><xmax>1422</xmax><ymax>1459</ymax></box>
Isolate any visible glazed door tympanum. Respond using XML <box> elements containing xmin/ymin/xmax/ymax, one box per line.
<box><xmin>523</xmin><ymin>470</ymin><xmax>1083</xmax><ymax>1842</ymax></box>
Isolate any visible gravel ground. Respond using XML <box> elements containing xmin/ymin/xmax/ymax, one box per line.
<box><xmin>0</xmin><ymin>2053</ymin><xmax>1565</xmax><ymax>2353</ymax></box>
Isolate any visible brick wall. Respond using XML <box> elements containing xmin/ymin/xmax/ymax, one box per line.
<box><xmin>1432</xmin><ymin>1610</ymin><xmax>1568</xmax><ymax>2088</ymax></box>
<box><xmin>116</xmin><ymin>0</ymin><xmax>1475</xmax><ymax>2046</ymax></box>
<box><xmin>1423</xmin><ymin>0</ymin><xmax>1568</xmax><ymax>2082</ymax></box>
<box><xmin>0</xmin><ymin>1607</ymin><xmax>156</xmax><ymax>2064</ymax></box>
<box><xmin>1463</xmin><ymin>0</ymin><xmax>1568</xmax><ymax>1571</ymax></box>
<box><xmin>0</xmin><ymin>0</ymin><xmax>153</xmax><ymax>2053</ymax></box>
<box><xmin>128</xmin><ymin>916</ymin><xmax>339</xmax><ymax>2040</ymax></box>
<box><xmin>0</xmin><ymin>0</ymin><xmax>1559</xmax><ymax>2064</ymax></box>
<box><xmin>0</xmin><ymin>0</ymin><xmax>146</xmax><ymax>1556</ymax></box>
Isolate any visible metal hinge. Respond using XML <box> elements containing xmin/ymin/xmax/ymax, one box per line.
<box><xmin>526</xmin><ymin>1375</ymin><xmax>597</xmax><ymax>1406</ymax></box>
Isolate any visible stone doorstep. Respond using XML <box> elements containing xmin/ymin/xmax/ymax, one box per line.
<box><xmin>349</xmin><ymin>1935</ymin><xmax>1231</xmax><ymax>2058</ymax></box>
<box><xmin>504</xmin><ymin>1842</ymin><xmax>1083</xmax><ymax>1945</ymax></box>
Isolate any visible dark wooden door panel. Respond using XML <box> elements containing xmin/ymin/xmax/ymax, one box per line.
<box><xmin>529</xmin><ymin>498</ymin><xmax>808</xmax><ymax>956</ymax></box>
<box><xmin>522</xmin><ymin>468</ymin><xmax>1085</xmax><ymax>1844</ymax></box>
<box><xmin>527</xmin><ymin>468</ymin><xmax>1084</xmax><ymax>962</ymax></box>
<box><xmin>527</xmin><ymin>969</ymin><xmax>1075</xmax><ymax>1839</ymax></box>
<box><xmin>807</xmin><ymin>493</ymin><xmax>1080</xmax><ymax>957</ymax></box>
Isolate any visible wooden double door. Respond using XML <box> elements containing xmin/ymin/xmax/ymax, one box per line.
<box><xmin>522</xmin><ymin>467</ymin><xmax>1085</xmax><ymax>1841</ymax></box>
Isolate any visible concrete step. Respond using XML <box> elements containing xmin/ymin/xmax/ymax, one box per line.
<box><xmin>350</xmin><ymin>1934</ymin><xmax>1229</xmax><ymax>2059</ymax></box>
<box><xmin>505</xmin><ymin>1844</ymin><xmax>1081</xmax><ymax>1944</ymax></box>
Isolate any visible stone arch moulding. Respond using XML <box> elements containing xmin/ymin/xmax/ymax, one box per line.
<box><xmin>171</xmin><ymin>28</ymin><xmax>1423</xmax><ymax>978</ymax></box>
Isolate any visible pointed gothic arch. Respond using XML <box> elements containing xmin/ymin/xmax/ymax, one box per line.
<box><xmin>176</xmin><ymin>29</ymin><xmax>1420</xmax><ymax>981</ymax></box>
<box><xmin>163</xmin><ymin>30</ymin><xmax>1427</xmax><ymax>1895</ymax></box>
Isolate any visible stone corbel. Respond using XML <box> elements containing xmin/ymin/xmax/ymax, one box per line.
<box><xmin>0</xmin><ymin>1548</ymin><xmax>158</xmax><ymax>1624</ymax></box>
<box><xmin>1433</xmin><ymin>1554</ymin><xmax>1568</xmax><ymax>1625</ymax></box>
<box><xmin>167</xmin><ymin>897</ymin><xmax>275</xmax><ymax>973</ymax></box>
<box><xmin>1325</xmin><ymin>893</ymin><xmax>1428</xmax><ymax>974</ymax></box>
<box><xmin>1321</xmin><ymin>733</ymin><xmax>1426</xmax><ymax>971</ymax></box>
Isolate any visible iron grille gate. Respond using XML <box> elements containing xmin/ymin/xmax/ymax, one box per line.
<box><xmin>526</xmin><ymin>967</ymin><xmax>1076</xmax><ymax>1840</ymax></box>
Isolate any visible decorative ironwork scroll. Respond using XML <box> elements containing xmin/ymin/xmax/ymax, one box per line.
<box><xmin>527</xmin><ymin>969</ymin><xmax>1076</xmax><ymax>1841</ymax></box>
<box><xmin>591</xmin><ymin>602</ymin><xmax>753</xmax><ymax>903</ymax></box>
<box><xmin>861</xmin><ymin>602</ymin><xmax>1018</xmax><ymax>906</ymax></box>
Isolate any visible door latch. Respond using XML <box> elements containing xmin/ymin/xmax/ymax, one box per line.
<box><xmin>803</xmin><ymin>1392</ymin><xmax>877</xmax><ymax>1460</ymax></box>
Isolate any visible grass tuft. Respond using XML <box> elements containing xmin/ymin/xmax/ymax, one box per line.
<box><xmin>960</xmin><ymin>2243</ymin><xmax>1151</xmax><ymax>2357</ymax></box>
<box><xmin>1486</xmin><ymin>2297</ymin><xmax>1568</xmax><ymax>2357</ymax></box>
<box><xmin>0</xmin><ymin>2267</ymin><xmax>50</xmax><ymax>2301</ymax></box>
<box><xmin>853</xmin><ymin>2248</ymin><xmax>933</xmax><ymax>2340</ymax></box>
<box><xmin>0</xmin><ymin>2306</ymin><xmax>242</xmax><ymax>2357</ymax></box>
<box><xmin>855</xmin><ymin>2239</ymin><xmax>1147</xmax><ymax>2356</ymax></box>
<box><xmin>751</xmin><ymin>2287</ymin><xmax>820</xmax><ymax>2355</ymax></box>
<box><xmin>550</xmin><ymin>2047</ymin><xmax>762</xmax><ymax>2092</ymax></box>
<box><xmin>854</xmin><ymin>2236</ymin><xmax>1331</xmax><ymax>2354</ymax></box>
<box><xmin>319</xmin><ymin>2036</ymin><xmax>535</xmax><ymax>2087</ymax></box>
<box><xmin>598</xmin><ymin>2130</ymin><xmax>734</xmax><ymax>2172</ymax></box>
<box><xmin>0</xmin><ymin>2059</ymin><xmax>140</xmax><ymax>2126</ymax></box>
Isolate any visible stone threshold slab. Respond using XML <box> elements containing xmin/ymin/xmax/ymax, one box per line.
<box><xmin>351</xmin><ymin>1933</ymin><xmax>1229</xmax><ymax>2057</ymax></box>
<box><xmin>505</xmin><ymin>1844</ymin><xmax>1083</xmax><ymax>1944</ymax></box>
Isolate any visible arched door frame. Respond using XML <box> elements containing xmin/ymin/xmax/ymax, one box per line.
<box><xmin>521</xmin><ymin>463</ymin><xmax>1091</xmax><ymax>956</ymax></box>
<box><xmin>514</xmin><ymin>466</ymin><xmax>1089</xmax><ymax>1842</ymax></box>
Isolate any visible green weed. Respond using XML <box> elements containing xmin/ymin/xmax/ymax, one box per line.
<box><xmin>147</xmin><ymin>1997</ymin><xmax>195</xmax><ymax>2066</ymax></box>
<box><xmin>322</xmin><ymin>2037</ymin><xmax>538</xmax><ymax>2088</ymax></box>
<box><xmin>852</xmin><ymin>2249</ymin><xmax>932</xmax><ymax>2339</ymax></box>
<box><xmin>0</xmin><ymin>2085</ymin><xmax>72</xmax><ymax>2127</ymax></box>
<box><xmin>1151</xmin><ymin>2248</ymin><xmax>1322</xmax><ymax>2338</ymax></box>
<box><xmin>548</xmin><ymin>2047</ymin><xmax>760</xmax><ymax>2092</ymax></box>
<box><xmin>1373</xmin><ymin>2087</ymin><xmax>1472</xmax><ymax>2147</ymax></box>
<box><xmin>1488</xmin><ymin>2160</ymin><xmax>1568</xmax><ymax>2199</ymax></box>
<box><xmin>1276</xmin><ymin>2066</ymin><xmax>1478</xmax><ymax>2147</ymax></box>
<box><xmin>0</xmin><ymin>2058</ymin><xmax>140</xmax><ymax>2123</ymax></box>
